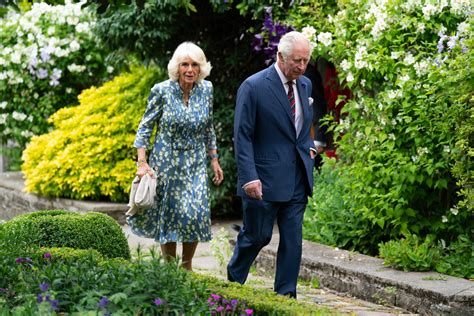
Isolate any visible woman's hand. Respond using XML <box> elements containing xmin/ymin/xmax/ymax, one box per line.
<box><xmin>136</xmin><ymin>162</ymin><xmax>154</xmax><ymax>178</ymax></box>
<box><xmin>211</xmin><ymin>159</ymin><xmax>224</xmax><ymax>185</ymax></box>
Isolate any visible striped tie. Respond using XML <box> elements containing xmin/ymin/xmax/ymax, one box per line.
<box><xmin>287</xmin><ymin>81</ymin><xmax>295</xmax><ymax>122</ymax></box>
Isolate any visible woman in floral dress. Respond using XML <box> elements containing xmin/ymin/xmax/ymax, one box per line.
<box><xmin>128</xmin><ymin>42</ymin><xmax>224</xmax><ymax>271</ymax></box>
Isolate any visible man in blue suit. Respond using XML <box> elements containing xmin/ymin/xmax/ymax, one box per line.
<box><xmin>228</xmin><ymin>31</ymin><xmax>316</xmax><ymax>298</ymax></box>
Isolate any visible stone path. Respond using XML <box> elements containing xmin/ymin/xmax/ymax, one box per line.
<box><xmin>123</xmin><ymin>220</ymin><xmax>416</xmax><ymax>316</ymax></box>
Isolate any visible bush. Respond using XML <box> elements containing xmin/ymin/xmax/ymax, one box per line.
<box><xmin>0</xmin><ymin>1</ymin><xmax>115</xmax><ymax>170</ymax></box>
<box><xmin>0</xmin><ymin>210</ymin><xmax>130</xmax><ymax>259</ymax></box>
<box><xmin>22</xmin><ymin>66</ymin><xmax>164</xmax><ymax>202</ymax></box>
<box><xmin>303</xmin><ymin>157</ymin><xmax>378</xmax><ymax>252</ymax></box>
<box><xmin>379</xmin><ymin>234</ymin><xmax>473</xmax><ymax>279</ymax></box>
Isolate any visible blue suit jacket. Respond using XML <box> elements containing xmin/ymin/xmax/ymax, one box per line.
<box><xmin>234</xmin><ymin>65</ymin><xmax>314</xmax><ymax>201</ymax></box>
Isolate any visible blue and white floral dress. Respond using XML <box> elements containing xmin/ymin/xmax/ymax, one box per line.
<box><xmin>127</xmin><ymin>79</ymin><xmax>216</xmax><ymax>243</ymax></box>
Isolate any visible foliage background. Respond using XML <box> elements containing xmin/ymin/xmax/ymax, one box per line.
<box><xmin>0</xmin><ymin>1</ymin><xmax>115</xmax><ymax>169</ymax></box>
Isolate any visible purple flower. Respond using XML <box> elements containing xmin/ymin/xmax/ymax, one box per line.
<box><xmin>0</xmin><ymin>288</ymin><xmax>7</xmax><ymax>293</ymax></box>
<box><xmin>226</xmin><ymin>304</ymin><xmax>232</xmax><ymax>311</ymax></box>
<box><xmin>263</xmin><ymin>9</ymin><xmax>274</xmax><ymax>32</ymax></box>
<box><xmin>40</xmin><ymin>46</ymin><xmax>54</xmax><ymax>63</ymax></box>
<box><xmin>437</xmin><ymin>42</ymin><xmax>444</xmax><ymax>53</ymax></box>
<box><xmin>274</xmin><ymin>24</ymin><xmax>287</xmax><ymax>37</ymax></box>
<box><xmin>98</xmin><ymin>296</ymin><xmax>109</xmax><ymax>308</ymax></box>
<box><xmin>39</xmin><ymin>283</ymin><xmax>49</xmax><ymax>292</ymax></box>
<box><xmin>48</xmin><ymin>299</ymin><xmax>59</xmax><ymax>310</ymax></box>
<box><xmin>29</xmin><ymin>56</ymin><xmax>38</xmax><ymax>68</ymax></box>
<box><xmin>36</xmin><ymin>68</ymin><xmax>48</xmax><ymax>79</ymax></box>
<box><xmin>245</xmin><ymin>308</ymin><xmax>253</xmax><ymax>315</ymax></box>
<box><xmin>15</xmin><ymin>257</ymin><xmax>33</xmax><ymax>264</ymax></box>
<box><xmin>153</xmin><ymin>298</ymin><xmax>163</xmax><ymax>306</ymax></box>
<box><xmin>216</xmin><ymin>306</ymin><xmax>224</xmax><ymax>312</ymax></box>
<box><xmin>49</xmin><ymin>68</ymin><xmax>62</xmax><ymax>86</ymax></box>
<box><xmin>210</xmin><ymin>293</ymin><xmax>221</xmax><ymax>301</ymax></box>
<box><xmin>263</xmin><ymin>46</ymin><xmax>277</xmax><ymax>61</ymax></box>
<box><xmin>37</xmin><ymin>293</ymin><xmax>59</xmax><ymax>310</ymax></box>
<box><xmin>43</xmin><ymin>252</ymin><xmax>52</xmax><ymax>260</ymax></box>
<box><xmin>251</xmin><ymin>34</ymin><xmax>263</xmax><ymax>52</ymax></box>
<box><xmin>230</xmin><ymin>299</ymin><xmax>238</xmax><ymax>306</ymax></box>
<box><xmin>447</xmin><ymin>36</ymin><xmax>457</xmax><ymax>50</ymax></box>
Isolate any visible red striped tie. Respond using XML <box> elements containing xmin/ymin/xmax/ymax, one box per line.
<box><xmin>287</xmin><ymin>81</ymin><xmax>295</xmax><ymax>121</ymax></box>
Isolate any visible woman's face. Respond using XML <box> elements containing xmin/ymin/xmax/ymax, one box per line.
<box><xmin>178</xmin><ymin>57</ymin><xmax>200</xmax><ymax>87</ymax></box>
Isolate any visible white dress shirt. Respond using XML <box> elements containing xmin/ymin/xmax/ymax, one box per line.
<box><xmin>274</xmin><ymin>64</ymin><xmax>304</xmax><ymax>136</ymax></box>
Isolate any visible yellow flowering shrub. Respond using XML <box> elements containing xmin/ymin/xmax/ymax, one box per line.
<box><xmin>22</xmin><ymin>67</ymin><xmax>165</xmax><ymax>202</ymax></box>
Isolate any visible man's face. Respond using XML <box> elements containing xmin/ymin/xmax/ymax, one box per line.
<box><xmin>278</xmin><ymin>41</ymin><xmax>310</xmax><ymax>81</ymax></box>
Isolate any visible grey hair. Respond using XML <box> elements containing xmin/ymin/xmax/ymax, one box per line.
<box><xmin>167</xmin><ymin>42</ymin><xmax>212</xmax><ymax>82</ymax></box>
<box><xmin>277</xmin><ymin>31</ymin><xmax>313</xmax><ymax>61</ymax></box>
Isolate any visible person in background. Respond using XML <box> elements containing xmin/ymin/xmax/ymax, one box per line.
<box><xmin>228</xmin><ymin>31</ymin><xmax>315</xmax><ymax>298</ymax></box>
<box><xmin>128</xmin><ymin>42</ymin><xmax>224</xmax><ymax>271</ymax></box>
<box><xmin>305</xmin><ymin>60</ymin><xmax>328</xmax><ymax>169</ymax></box>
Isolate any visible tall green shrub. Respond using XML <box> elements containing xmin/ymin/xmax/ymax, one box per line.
<box><xmin>288</xmin><ymin>0</ymin><xmax>473</xmax><ymax>271</ymax></box>
<box><xmin>0</xmin><ymin>1</ymin><xmax>115</xmax><ymax>169</ymax></box>
<box><xmin>22</xmin><ymin>67</ymin><xmax>164</xmax><ymax>202</ymax></box>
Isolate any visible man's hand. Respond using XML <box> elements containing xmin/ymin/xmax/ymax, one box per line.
<box><xmin>244</xmin><ymin>180</ymin><xmax>263</xmax><ymax>200</ymax></box>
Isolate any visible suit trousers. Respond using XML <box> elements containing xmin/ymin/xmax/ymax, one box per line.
<box><xmin>228</xmin><ymin>157</ymin><xmax>308</xmax><ymax>298</ymax></box>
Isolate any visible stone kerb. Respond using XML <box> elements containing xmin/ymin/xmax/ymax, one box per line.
<box><xmin>255</xmin><ymin>238</ymin><xmax>474</xmax><ymax>316</ymax></box>
<box><xmin>0</xmin><ymin>172</ymin><xmax>128</xmax><ymax>224</ymax></box>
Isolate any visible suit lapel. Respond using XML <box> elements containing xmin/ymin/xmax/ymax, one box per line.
<box><xmin>265</xmin><ymin>66</ymin><xmax>295</xmax><ymax>130</ymax></box>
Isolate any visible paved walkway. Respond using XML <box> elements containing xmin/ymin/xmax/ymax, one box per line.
<box><xmin>124</xmin><ymin>219</ymin><xmax>414</xmax><ymax>315</ymax></box>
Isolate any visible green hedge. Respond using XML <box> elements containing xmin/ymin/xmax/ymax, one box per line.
<box><xmin>0</xmin><ymin>210</ymin><xmax>130</xmax><ymax>259</ymax></box>
<box><xmin>194</xmin><ymin>274</ymin><xmax>334</xmax><ymax>315</ymax></box>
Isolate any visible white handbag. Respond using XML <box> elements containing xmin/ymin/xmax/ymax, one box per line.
<box><xmin>126</xmin><ymin>172</ymin><xmax>157</xmax><ymax>216</ymax></box>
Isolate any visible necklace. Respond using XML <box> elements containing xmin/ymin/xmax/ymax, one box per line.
<box><xmin>183</xmin><ymin>94</ymin><xmax>189</xmax><ymax>105</ymax></box>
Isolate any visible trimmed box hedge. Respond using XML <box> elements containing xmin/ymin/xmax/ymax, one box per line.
<box><xmin>1</xmin><ymin>210</ymin><xmax>130</xmax><ymax>259</ymax></box>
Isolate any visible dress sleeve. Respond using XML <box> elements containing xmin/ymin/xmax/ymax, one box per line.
<box><xmin>134</xmin><ymin>84</ymin><xmax>163</xmax><ymax>149</ymax></box>
<box><xmin>204</xmin><ymin>82</ymin><xmax>218</xmax><ymax>150</ymax></box>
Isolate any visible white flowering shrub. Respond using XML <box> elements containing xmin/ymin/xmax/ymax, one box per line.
<box><xmin>288</xmin><ymin>0</ymin><xmax>473</xmax><ymax>276</ymax></box>
<box><xmin>0</xmin><ymin>1</ymin><xmax>114</xmax><ymax>169</ymax></box>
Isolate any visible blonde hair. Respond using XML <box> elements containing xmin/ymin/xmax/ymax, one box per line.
<box><xmin>167</xmin><ymin>42</ymin><xmax>212</xmax><ymax>82</ymax></box>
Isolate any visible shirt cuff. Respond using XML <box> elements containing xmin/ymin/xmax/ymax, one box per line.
<box><xmin>313</xmin><ymin>140</ymin><xmax>326</xmax><ymax>148</ymax></box>
<box><xmin>242</xmin><ymin>180</ymin><xmax>260</xmax><ymax>189</ymax></box>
